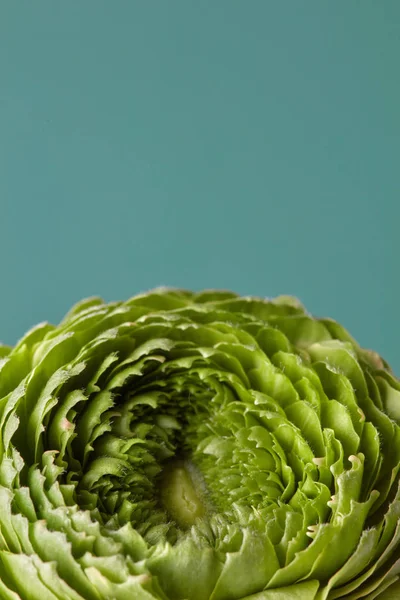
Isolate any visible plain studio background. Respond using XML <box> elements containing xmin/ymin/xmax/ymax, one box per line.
<box><xmin>0</xmin><ymin>2</ymin><xmax>399</xmax><ymax>372</ymax></box>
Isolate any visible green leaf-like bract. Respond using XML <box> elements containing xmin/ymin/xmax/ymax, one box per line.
<box><xmin>1</xmin><ymin>288</ymin><xmax>400</xmax><ymax>599</ymax></box>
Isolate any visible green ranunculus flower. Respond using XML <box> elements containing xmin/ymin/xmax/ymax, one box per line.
<box><xmin>1</xmin><ymin>289</ymin><xmax>400</xmax><ymax>600</ymax></box>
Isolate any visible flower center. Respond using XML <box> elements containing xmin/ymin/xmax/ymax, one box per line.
<box><xmin>159</xmin><ymin>459</ymin><xmax>207</xmax><ymax>529</ymax></box>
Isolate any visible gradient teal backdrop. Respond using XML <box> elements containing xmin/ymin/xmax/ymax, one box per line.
<box><xmin>1</xmin><ymin>2</ymin><xmax>399</xmax><ymax>371</ymax></box>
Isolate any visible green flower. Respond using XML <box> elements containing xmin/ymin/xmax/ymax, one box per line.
<box><xmin>0</xmin><ymin>288</ymin><xmax>400</xmax><ymax>600</ymax></box>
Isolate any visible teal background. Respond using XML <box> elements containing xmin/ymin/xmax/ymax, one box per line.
<box><xmin>1</xmin><ymin>2</ymin><xmax>399</xmax><ymax>371</ymax></box>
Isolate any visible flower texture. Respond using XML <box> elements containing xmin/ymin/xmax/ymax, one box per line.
<box><xmin>0</xmin><ymin>289</ymin><xmax>400</xmax><ymax>600</ymax></box>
